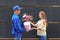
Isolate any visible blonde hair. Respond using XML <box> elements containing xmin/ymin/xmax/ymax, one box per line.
<box><xmin>39</xmin><ymin>11</ymin><xmax>48</xmax><ymax>26</ymax></box>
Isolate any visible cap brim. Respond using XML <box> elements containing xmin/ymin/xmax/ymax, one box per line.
<box><xmin>19</xmin><ymin>7</ymin><xmax>22</xmax><ymax>10</ymax></box>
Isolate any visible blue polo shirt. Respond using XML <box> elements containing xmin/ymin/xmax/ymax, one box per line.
<box><xmin>11</xmin><ymin>14</ymin><xmax>26</xmax><ymax>37</ymax></box>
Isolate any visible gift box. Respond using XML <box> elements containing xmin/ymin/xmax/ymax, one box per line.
<box><xmin>24</xmin><ymin>21</ymin><xmax>31</xmax><ymax>32</ymax></box>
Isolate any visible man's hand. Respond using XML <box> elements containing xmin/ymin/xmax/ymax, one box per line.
<box><xmin>26</xmin><ymin>30</ymin><xmax>30</xmax><ymax>32</ymax></box>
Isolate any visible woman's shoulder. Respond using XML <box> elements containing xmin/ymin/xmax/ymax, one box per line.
<box><xmin>40</xmin><ymin>19</ymin><xmax>45</xmax><ymax>21</ymax></box>
<box><xmin>37</xmin><ymin>20</ymin><xmax>42</xmax><ymax>23</ymax></box>
<box><xmin>38</xmin><ymin>19</ymin><xmax>45</xmax><ymax>23</ymax></box>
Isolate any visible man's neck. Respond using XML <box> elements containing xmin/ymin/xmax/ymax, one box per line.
<box><xmin>14</xmin><ymin>12</ymin><xmax>18</xmax><ymax>15</ymax></box>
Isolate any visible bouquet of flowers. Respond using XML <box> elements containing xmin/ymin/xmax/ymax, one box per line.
<box><xmin>22</xmin><ymin>14</ymin><xmax>33</xmax><ymax>21</ymax></box>
<box><xmin>22</xmin><ymin>14</ymin><xmax>33</xmax><ymax>32</ymax></box>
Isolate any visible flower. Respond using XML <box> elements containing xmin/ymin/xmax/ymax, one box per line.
<box><xmin>22</xmin><ymin>14</ymin><xmax>33</xmax><ymax>21</ymax></box>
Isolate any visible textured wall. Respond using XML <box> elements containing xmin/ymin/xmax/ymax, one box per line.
<box><xmin>0</xmin><ymin>0</ymin><xmax>60</xmax><ymax>38</ymax></box>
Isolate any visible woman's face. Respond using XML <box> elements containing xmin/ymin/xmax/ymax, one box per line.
<box><xmin>39</xmin><ymin>12</ymin><xmax>43</xmax><ymax>19</ymax></box>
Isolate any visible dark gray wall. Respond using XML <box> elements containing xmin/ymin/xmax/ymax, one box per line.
<box><xmin>0</xmin><ymin>0</ymin><xmax>60</xmax><ymax>38</ymax></box>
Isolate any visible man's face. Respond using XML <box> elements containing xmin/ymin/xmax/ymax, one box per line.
<box><xmin>17</xmin><ymin>10</ymin><xmax>21</xmax><ymax>14</ymax></box>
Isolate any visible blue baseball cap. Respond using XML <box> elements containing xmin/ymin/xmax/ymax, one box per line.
<box><xmin>13</xmin><ymin>5</ymin><xmax>22</xmax><ymax>11</ymax></box>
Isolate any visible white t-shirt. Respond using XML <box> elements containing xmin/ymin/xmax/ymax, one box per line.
<box><xmin>36</xmin><ymin>20</ymin><xmax>46</xmax><ymax>36</ymax></box>
<box><xmin>24</xmin><ymin>21</ymin><xmax>31</xmax><ymax>31</ymax></box>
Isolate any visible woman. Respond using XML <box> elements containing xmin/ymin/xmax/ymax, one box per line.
<box><xmin>31</xmin><ymin>11</ymin><xmax>48</xmax><ymax>40</ymax></box>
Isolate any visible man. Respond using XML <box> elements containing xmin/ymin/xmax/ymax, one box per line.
<box><xmin>11</xmin><ymin>5</ymin><xmax>26</xmax><ymax>40</ymax></box>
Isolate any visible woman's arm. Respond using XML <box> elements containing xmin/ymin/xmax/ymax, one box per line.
<box><xmin>31</xmin><ymin>28</ymin><xmax>45</xmax><ymax>31</ymax></box>
<box><xmin>30</xmin><ymin>22</ymin><xmax>37</xmax><ymax>27</ymax></box>
<box><xmin>31</xmin><ymin>28</ymin><xmax>41</xmax><ymax>30</ymax></box>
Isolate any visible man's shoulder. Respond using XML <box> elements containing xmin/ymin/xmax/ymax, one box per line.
<box><xmin>12</xmin><ymin>14</ymin><xmax>19</xmax><ymax>20</ymax></box>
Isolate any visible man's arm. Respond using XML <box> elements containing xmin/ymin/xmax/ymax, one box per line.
<box><xmin>13</xmin><ymin>18</ymin><xmax>26</xmax><ymax>32</ymax></box>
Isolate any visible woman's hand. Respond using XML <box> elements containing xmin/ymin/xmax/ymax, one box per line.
<box><xmin>30</xmin><ymin>22</ymin><xmax>37</xmax><ymax>27</ymax></box>
<box><xmin>30</xmin><ymin>28</ymin><xmax>38</xmax><ymax>30</ymax></box>
<box><xmin>32</xmin><ymin>28</ymin><xmax>41</xmax><ymax>30</ymax></box>
<box><xmin>29</xmin><ymin>28</ymin><xmax>35</xmax><ymax>30</ymax></box>
<box><xmin>30</xmin><ymin>21</ymin><xmax>33</xmax><ymax>24</ymax></box>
